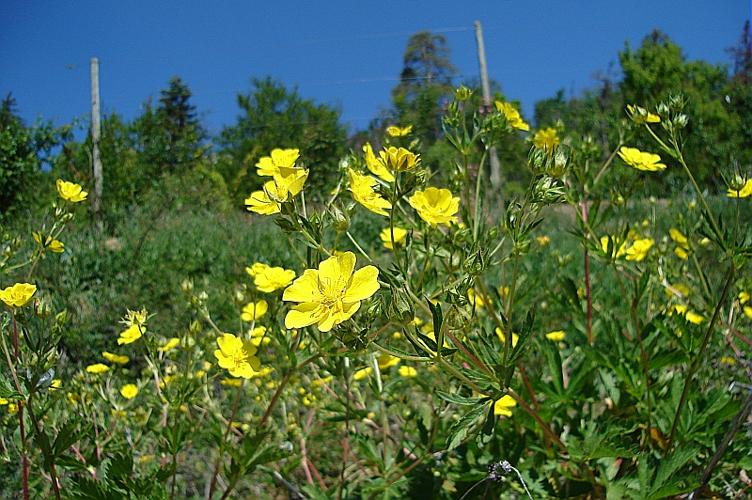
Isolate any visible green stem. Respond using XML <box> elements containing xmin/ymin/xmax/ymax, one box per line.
<box><xmin>669</xmin><ymin>137</ymin><xmax>725</xmax><ymax>251</ymax></box>
<box><xmin>667</xmin><ymin>265</ymin><xmax>735</xmax><ymax>449</ymax></box>
<box><xmin>345</xmin><ymin>231</ymin><xmax>372</xmax><ymax>263</ymax></box>
<box><xmin>472</xmin><ymin>150</ymin><xmax>489</xmax><ymax>243</ymax></box>
<box><xmin>631</xmin><ymin>283</ymin><xmax>652</xmax><ymax>447</ymax></box>
<box><xmin>591</xmin><ymin>142</ymin><xmax>623</xmax><ymax>189</ymax></box>
<box><xmin>502</xmin><ymin>254</ymin><xmax>521</xmax><ymax>366</ymax></box>
<box><xmin>259</xmin><ymin>352</ymin><xmax>321</xmax><ymax>427</ymax></box>
<box><xmin>207</xmin><ymin>388</ymin><xmax>242</xmax><ymax>499</ymax></box>
<box><xmin>2</xmin><ymin>313</ymin><xmax>29</xmax><ymax>500</ymax></box>
<box><xmin>438</xmin><ymin>358</ymin><xmax>481</xmax><ymax>393</ymax></box>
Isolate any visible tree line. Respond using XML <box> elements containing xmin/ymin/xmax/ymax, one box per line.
<box><xmin>1</xmin><ymin>24</ymin><xmax>750</xmax><ymax>221</ymax></box>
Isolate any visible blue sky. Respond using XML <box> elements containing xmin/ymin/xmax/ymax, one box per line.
<box><xmin>1</xmin><ymin>1</ymin><xmax>749</xmax><ymax>136</ymax></box>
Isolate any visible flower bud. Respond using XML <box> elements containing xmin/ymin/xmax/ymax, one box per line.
<box><xmin>455</xmin><ymin>85</ymin><xmax>472</xmax><ymax>102</ymax></box>
<box><xmin>330</xmin><ymin>206</ymin><xmax>350</xmax><ymax>233</ymax></box>
<box><xmin>727</xmin><ymin>174</ymin><xmax>746</xmax><ymax>192</ymax></box>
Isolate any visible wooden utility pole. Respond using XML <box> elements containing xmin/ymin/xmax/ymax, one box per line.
<box><xmin>90</xmin><ymin>57</ymin><xmax>103</xmax><ymax>224</ymax></box>
<box><xmin>474</xmin><ymin>21</ymin><xmax>502</xmax><ymax>188</ymax></box>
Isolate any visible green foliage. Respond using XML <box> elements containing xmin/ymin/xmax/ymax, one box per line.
<box><xmin>391</xmin><ymin>32</ymin><xmax>457</xmax><ymax>145</ymax></box>
<box><xmin>1</xmin><ymin>27</ymin><xmax>751</xmax><ymax>500</ymax></box>
<box><xmin>134</xmin><ymin>76</ymin><xmax>207</xmax><ymax>172</ymax></box>
<box><xmin>0</xmin><ymin>95</ymin><xmax>71</xmax><ymax>215</ymax></box>
<box><xmin>536</xmin><ymin>28</ymin><xmax>752</xmax><ymax>195</ymax></box>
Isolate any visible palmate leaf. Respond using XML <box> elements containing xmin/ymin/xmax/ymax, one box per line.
<box><xmin>650</xmin><ymin>446</ymin><xmax>698</xmax><ymax>498</ymax></box>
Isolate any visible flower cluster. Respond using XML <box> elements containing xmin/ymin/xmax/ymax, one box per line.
<box><xmin>245</xmin><ymin>148</ymin><xmax>308</xmax><ymax>215</ymax></box>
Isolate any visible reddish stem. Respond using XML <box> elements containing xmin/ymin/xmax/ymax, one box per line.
<box><xmin>11</xmin><ymin>314</ymin><xmax>29</xmax><ymax>500</ymax></box>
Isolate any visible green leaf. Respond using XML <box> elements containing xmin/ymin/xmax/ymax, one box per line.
<box><xmin>543</xmin><ymin>340</ymin><xmax>564</xmax><ymax>395</ymax></box>
<box><xmin>446</xmin><ymin>402</ymin><xmax>489</xmax><ymax>450</ymax></box>
<box><xmin>427</xmin><ymin>299</ymin><xmax>443</xmax><ymax>353</ymax></box>
<box><xmin>651</xmin><ymin>446</ymin><xmax>697</xmax><ymax>495</ymax></box>
<box><xmin>436</xmin><ymin>390</ymin><xmax>487</xmax><ymax>406</ymax></box>
<box><xmin>373</xmin><ymin>342</ymin><xmax>431</xmax><ymax>363</ymax></box>
<box><xmin>53</xmin><ymin>421</ymin><xmax>84</xmax><ymax>457</ymax></box>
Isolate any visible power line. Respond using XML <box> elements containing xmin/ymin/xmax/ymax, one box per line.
<box><xmin>297</xmin><ymin>25</ymin><xmax>473</xmax><ymax>44</ymax></box>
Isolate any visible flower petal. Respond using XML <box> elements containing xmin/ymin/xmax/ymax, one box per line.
<box><xmin>343</xmin><ymin>266</ymin><xmax>380</xmax><ymax>302</ymax></box>
<box><xmin>283</xmin><ymin>270</ymin><xmax>322</xmax><ymax>303</ymax></box>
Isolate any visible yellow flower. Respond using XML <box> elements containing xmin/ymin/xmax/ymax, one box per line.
<box><xmin>255</xmin><ymin>148</ymin><xmax>300</xmax><ymax>176</ymax></box>
<box><xmin>744</xmin><ymin>306</ymin><xmax>752</xmax><ymax>320</ymax></box>
<box><xmin>244</xmin><ymin>188</ymin><xmax>281</xmax><ymax>215</ymax></box>
<box><xmin>252</xmin><ymin>265</ymin><xmax>296</xmax><ymax>293</ymax></box>
<box><xmin>467</xmin><ymin>289</ymin><xmax>486</xmax><ymax>309</ymax></box>
<box><xmin>664</xmin><ymin>283</ymin><xmax>690</xmax><ymax>297</ymax></box>
<box><xmin>545</xmin><ymin>330</ymin><xmax>566</xmax><ymax>342</ymax></box>
<box><xmin>378</xmin><ymin>146</ymin><xmax>420</xmax><ymax>172</ymax></box>
<box><xmin>241</xmin><ymin>300</ymin><xmax>268</xmax><ymax>321</ymax></box>
<box><xmin>312</xmin><ymin>375</ymin><xmax>333</xmax><ymax>386</ymax></box>
<box><xmin>246</xmin><ymin>262</ymin><xmax>270</xmax><ymax>277</ymax></box>
<box><xmin>726</xmin><ymin>179</ymin><xmax>752</xmax><ymax>198</ymax></box>
<box><xmin>532</xmin><ymin>128</ymin><xmax>560</xmax><ymax>152</ymax></box>
<box><xmin>493</xmin><ymin>395</ymin><xmax>516</xmax><ymax>417</ymax></box>
<box><xmin>408</xmin><ymin>187</ymin><xmax>459</xmax><ymax>226</ymax></box>
<box><xmin>669</xmin><ymin>228</ymin><xmax>689</xmax><ymax>249</ymax></box>
<box><xmin>272</xmin><ymin>169</ymin><xmax>308</xmax><ymax>199</ymax></box>
<box><xmin>221</xmin><ymin>378</ymin><xmax>243</xmax><ymax>387</ymax></box>
<box><xmin>685</xmin><ymin>310</ymin><xmax>704</xmax><ymax>324</ymax></box>
<box><xmin>536</xmin><ymin>235</ymin><xmax>551</xmax><ymax>246</ymax></box>
<box><xmin>720</xmin><ymin>356</ymin><xmax>736</xmax><ymax>366</ymax></box>
<box><xmin>495</xmin><ymin>327</ymin><xmax>519</xmax><ymax>348</ymax></box>
<box><xmin>353</xmin><ymin>367</ymin><xmax>372</xmax><ymax>381</ymax></box>
<box><xmin>117</xmin><ymin>324</ymin><xmax>143</xmax><ymax>345</ymax></box>
<box><xmin>249</xmin><ymin>326</ymin><xmax>270</xmax><ymax>346</ymax></box>
<box><xmin>214</xmin><ymin>333</ymin><xmax>261</xmax><ymax>378</ymax></box>
<box><xmin>625</xmin><ymin>238</ymin><xmax>654</xmax><ymax>262</ymax></box>
<box><xmin>120</xmin><ymin>384</ymin><xmax>139</xmax><ymax>400</ymax></box>
<box><xmin>363</xmin><ymin>143</ymin><xmax>394</xmax><ymax>182</ymax></box>
<box><xmin>50</xmin><ymin>379</ymin><xmax>62</xmax><ymax>390</ymax></box>
<box><xmin>674</xmin><ymin>247</ymin><xmax>689</xmax><ymax>260</ymax></box>
<box><xmin>618</xmin><ymin>147</ymin><xmax>666</xmax><ymax>172</ymax></box>
<box><xmin>86</xmin><ymin>363</ymin><xmax>110</xmax><ymax>375</ymax></box>
<box><xmin>124</xmin><ymin>308</ymin><xmax>148</xmax><ymax>327</ymax></box>
<box><xmin>379</xmin><ymin>227</ymin><xmax>407</xmax><ymax>250</ymax></box>
<box><xmin>671</xmin><ymin>304</ymin><xmax>689</xmax><ymax>316</ymax></box>
<box><xmin>282</xmin><ymin>251</ymin><xmax>380</xmax><ymax>332</ymax></box>
<box><xmin>0</xmin><ymin>397</ymin><xmax>8</xmax><ymax>405</ymax></box>
<box><xmin>253</xmin><ymin>367</ymin><xmax>273</xmax><ymax>378</ymax></box>
<box><xmin>158</xmin><ymin>338</ymin><xmax>180</xmax><ymax>353</ymax></box>
<box><xmin>386</xmin><ymin>125</ymin><xmax>413</xmax><ymax>137</ymax></box>
<box><xmin>494</xmin><ymin>101</ymin><xmax>529</xmax><ymax>131</ymax></box>
<box><xmin>398</xmin><ymin>366</ymin><xmax>418</xmax><ymax>378</ymax></box>
<box><xmin>626</xmin><ymin>104</ymin><xmax>660</xmax><ymax>124</ymax></box>
<box><xmin>245</xmin><ymin>168</ymin><xmax>308</xmax><ymax>215</ymax></box>
<box><xmin>56</xmin><ymin>179</ymin><xmax>88</xmax><ymax>202</ymax></box>
<box><xmin>32</xmin><ymin>232</ymin><xmax>64</xmax><ymax>253</ymax></box>
<box><xmin>739</xmin><ymin>291</ymin><xmax>750</xmax><ymax>304</ymax></box>
<box><xmin>377</xmin><ymin>353</ymin><xmax>400</xmax><ymax>369</ymax></box>
<box><xmin>0</xmin><ymin>283</ymin><xmax>37</xmax><ymax>308</ymax></box>
<box><xmin>102</xmin><ymin>352</ymin><xmax>129</xmax><ymax>365</ymax></box>
<box><xmin>348</xmin><ymin>169</ymin><xmax>391</xmax><ymax>216</ymax></box>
